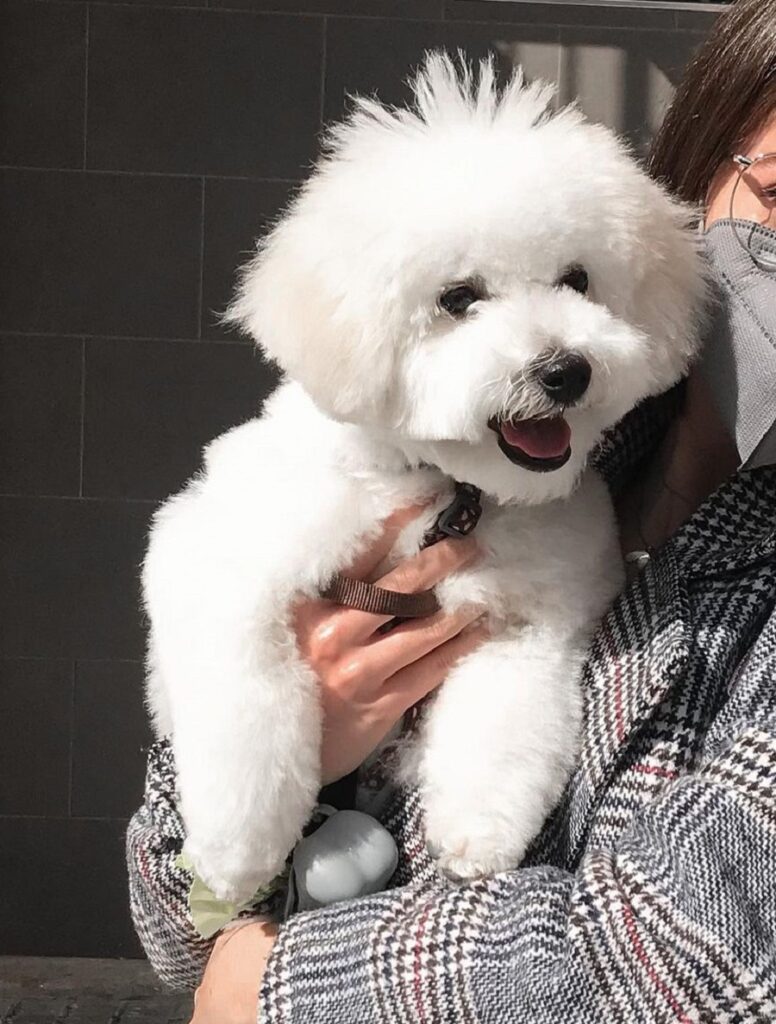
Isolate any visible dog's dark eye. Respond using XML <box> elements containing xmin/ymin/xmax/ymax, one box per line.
<box><xmin>439</xmin><ymin>282</ymin><xmax>484</xmax><ymax>318</ymax></box>
<box><xmin>557</xmin><ymin>265</ymin><xmax>589</xmax><ymax>295</ymax></box>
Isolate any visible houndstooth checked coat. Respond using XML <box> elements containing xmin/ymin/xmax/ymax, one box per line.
<box><xmin>127</xmin><ymin>394</ymin><xmax>776</xmax><ymax>1023</ymax></box>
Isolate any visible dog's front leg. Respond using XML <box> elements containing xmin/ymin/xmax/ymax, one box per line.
<box><xmin>171</xmin><ymin>637</ymin><xmax>323</xmax><ymax>904</ymax></box>
<box><xmin>145</xmin><ymin>502</ymin><xmax>323</xmax><ymax>904</ymax></box>
<box><xmin>417</xmin><ymin>624</ymin><xmax>585</xmax><ymax>880</ymax></box>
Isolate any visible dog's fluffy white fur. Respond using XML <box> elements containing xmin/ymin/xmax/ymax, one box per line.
<box><xmin>143</xmin><ymin>54</ymin><xmax>705</xmax><ymax>901</ymax></box>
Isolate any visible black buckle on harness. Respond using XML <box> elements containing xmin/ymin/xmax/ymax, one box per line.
<box><xmin>435</xmin><ymin>482</ymin><xmax>482</xmax><ymax>539</ymax></box>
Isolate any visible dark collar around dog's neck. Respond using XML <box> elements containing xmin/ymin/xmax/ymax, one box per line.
<box><xmin>423</xmin><ymin>481</ymin><xmax>482</xmax><ymax>547</ymax></box>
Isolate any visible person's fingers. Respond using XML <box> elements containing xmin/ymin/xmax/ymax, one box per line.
<box><xmin>332</xmin><ymin>536</ymin><xmax>480</xmax><ymax>645</ymax></box>
<box><xmin>382</xmin><ymin>622</ymin><xmax>489</xmax><ymax>712</ymax></box>
<box><xmin>316</xmin><ymin>605</ymin><xmax>482</xmax><ymax>705</ymax></box>
<box><xmin>342</xmin><ymin>502</ymin><xmax>433</xmax><ymax>582</ymax></box>
<box><xmin>375</xmin><ymin>536</ymin><xmax>480</xmax><ymax>594</ymax></box>
<box><xmin>291</xmin><ymin>501</ymin><xmax>433</xmax><ymax>643</ymax></box>
<box><xmin>360</xmin><ymin>604</ymin><xmax>485</xmax><ymax>681</ymax></box>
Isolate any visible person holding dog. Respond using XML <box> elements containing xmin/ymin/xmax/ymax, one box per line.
<box><xmin>128</xmin><ymin>0</ymin><xmax>776</xmax><ymax>1020</ymax></box>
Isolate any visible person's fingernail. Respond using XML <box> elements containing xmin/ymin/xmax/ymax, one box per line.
<box><xmin>457</xmin><ymin>601</ymin><xmax>485</xmax><ymax>619</ymax></box>
<box><xmin>462</xmin><ymin>613</ymin><xmax>488</xmax><ymax>634</ymax></box>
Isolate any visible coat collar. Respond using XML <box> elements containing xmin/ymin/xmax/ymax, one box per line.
<box><xmin>590</xmin><ymin>385</ymin><xmax>684</xmax><ymax>497</ymax></box>
<box><xmin>593</xmin><ymin>384</ymin><xmax>776</xmax><ymax>575</ymax></box>
<box><xmin>671</xmin><ymin>465</ymin><xmax>776</xmax><ymax>576</ymax></box>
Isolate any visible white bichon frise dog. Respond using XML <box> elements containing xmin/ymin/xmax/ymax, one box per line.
<box><xmin>143</xmin><ymin>54</ymin><xmax>705</xmax><ymax>901</ymax></box>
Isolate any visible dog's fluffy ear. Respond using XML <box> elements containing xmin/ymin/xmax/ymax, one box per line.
<box><xmin>225</xmin><ymin>195</ymin><xmax>398</xmax><ymax>425</ymax></box>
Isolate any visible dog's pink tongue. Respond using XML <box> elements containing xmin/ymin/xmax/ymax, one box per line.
<box><xmin>500</xmin><ymin>417</ymin><xmax>571</xmax><ymax>459</ymax></box>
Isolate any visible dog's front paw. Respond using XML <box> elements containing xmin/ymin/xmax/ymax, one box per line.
<box><xmin>184</xmin><ymin>837</ymin><xmax>287</xmax><ymax>904</ymax></box>
<box><xmin>425</xmin><ymin>828</ymin><xmax>524</xmax><ymax>882</ymax></box>
<box><xmin>423</xmin><ymin>763</ymin><xmax>563</xmax><ymax>882</ymax></box>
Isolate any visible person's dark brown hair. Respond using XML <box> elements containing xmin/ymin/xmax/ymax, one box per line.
<box><xmin>648</xmin><ymin>0</ymin><xmax>776</xmax><ymax>205</ymax></box>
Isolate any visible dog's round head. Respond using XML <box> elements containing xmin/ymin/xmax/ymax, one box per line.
<box><xmin>229</xmin><ymin>53</ymin><xmax>706</xmax><ymax>503</ymax></box>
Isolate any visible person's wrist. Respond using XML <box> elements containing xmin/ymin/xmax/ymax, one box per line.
<box><xmin>191</xmin><ymin>919</ymin><xmax>278</xmax><ymax>1024</ymax></box>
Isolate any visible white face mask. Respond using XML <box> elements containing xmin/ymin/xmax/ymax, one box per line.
<box><xmin>700</xmin><ymin>219</ymin><xmax>776</xmax><ymax>469</ymax></box>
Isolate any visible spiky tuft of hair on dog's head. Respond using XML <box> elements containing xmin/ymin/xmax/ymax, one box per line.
<box><xmin>410</xmin><ymin>51</ymin><xmax>557</xmax><ymax>129</ymax></box>
<box><xmin>323</xmin><ymin>52</ymin><xmax>561</xmax><ymax>160</ymax></box>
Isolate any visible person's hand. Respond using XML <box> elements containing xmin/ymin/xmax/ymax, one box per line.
<box><xmin>294</xmin><ymin>504</ymin><xmax>488</xmax><ymax>784</ymax></box>
<box><xmin>189</xmin><ymin>920</ymin><xmax>277</xmax><ymax>1024</ymax></box>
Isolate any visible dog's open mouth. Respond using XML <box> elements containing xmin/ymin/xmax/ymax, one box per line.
<box><xmin>489</xmin><ymin>415</ymin><xmax>572</xmax><ymax>472</ymax></box>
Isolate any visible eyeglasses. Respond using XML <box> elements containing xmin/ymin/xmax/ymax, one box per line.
<box><xmin>730</xmin><ymin>152</ymin><xmax>776</xmax><ymax>271</ymax></box>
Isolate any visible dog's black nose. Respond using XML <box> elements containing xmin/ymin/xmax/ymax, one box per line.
<box><xmin>536</xmin><ymin>353</ymin><xmax>591</xmax><ymax>405</ymax></box>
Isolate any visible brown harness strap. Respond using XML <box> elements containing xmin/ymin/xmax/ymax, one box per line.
<box><xmin>320</xmin><ymin>482</ymin><xmax>482</xmax><ymax>619</ymax></box>
<box><xmin>320</xmin><ymin>573</ymin><xmax>440</xmax><ymax>618</ymax></box>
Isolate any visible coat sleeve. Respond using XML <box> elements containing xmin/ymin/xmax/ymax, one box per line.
<box><xmin>260</xmin><ymin>707</ymin><xmax>776</xmax><ymax>1023</ymax></box>
<box><xmin>126</xmin><ymin>738</ymin><xmax>288</xmax><ymax>988</ymax></box>
<box><xmin>126</xmin><ymin>738</ymin><xmax>215</xmax><ymax>989</ymax></box>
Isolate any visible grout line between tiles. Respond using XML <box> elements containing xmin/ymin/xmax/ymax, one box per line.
<box><xmin>0</xmin><ymin>655</ymin><xmax>144</xmax><ymax>663</ymax></box>
<box><xmin>197</xmin><ymin>178</ymin><xmax>205</xmax><ymax>340</ymax></box>
<box><xmin>319</xmin><ymin>16</ymin><xmax>327</xmax><ymax>128</ymax></box>
<box><xmin>68</xmin><ymin>662</ymin><xmax>76</xmax><ymax>817</ymax></box>
<box><xmin>0</xmin><ymin>329</ymin><xmax>251</xmax><ymax>345</ymax></box>
<box><xmin>82</xmin><ymin>4</ymin><xmax>90</xmax><ymax>170</ymax></box>
<box><xmin>78</xmin><ymin>338</ymin><xmax>86</xmax><ymax>497</ymax></box>
<box><xmin>17</xmin><ymin>0</ymin><xmax>442</xmax><ymax>20</ymax></box>
<box><xmin>0</xmin><ymin>165</ymin><xmax>302</xmax><ymax>183</ymax></box>
<box><xmin>0</xmin><ymin>813</ymin><xmax>131</xmax><ymax>823</ymax></box>
<box><xmin>0</xmin><ymin>655</ymin><xmax>69</xmax><ymax>662</ymax></box>
<box><xmin>181</xmin><ymin>8</ymin><xmax>690</xmax><ymax>32</ymax></box>
<box><xmin>0</xmin><ymin>492</ymin><xmax>159</xmax><ymax>504</ymax></box>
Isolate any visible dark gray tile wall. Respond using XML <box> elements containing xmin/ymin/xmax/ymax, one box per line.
<box><xmin>1</xmin><ymin>170</ymin><xmax>203</xmax><ymax>336</ymax></box>
<box><xmin>0</xmin><ymin>1</ymin><xmax>87</xmax><ymax>167</ymax></box>
<box><xmin>87</xmin><ymin>8</ymin><xmax>323</xmax><ymax>176</ymax></box>
<box><xmin>0</xmin><ymin>0</ymin><xmax>715</xmax><ymax>958</ymax></box>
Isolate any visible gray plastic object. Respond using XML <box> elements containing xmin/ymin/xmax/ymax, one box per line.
<box><xmin>285</xmin><ymin>809</ymin><xmax>399</xmax><ymax>918</ymax></box>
